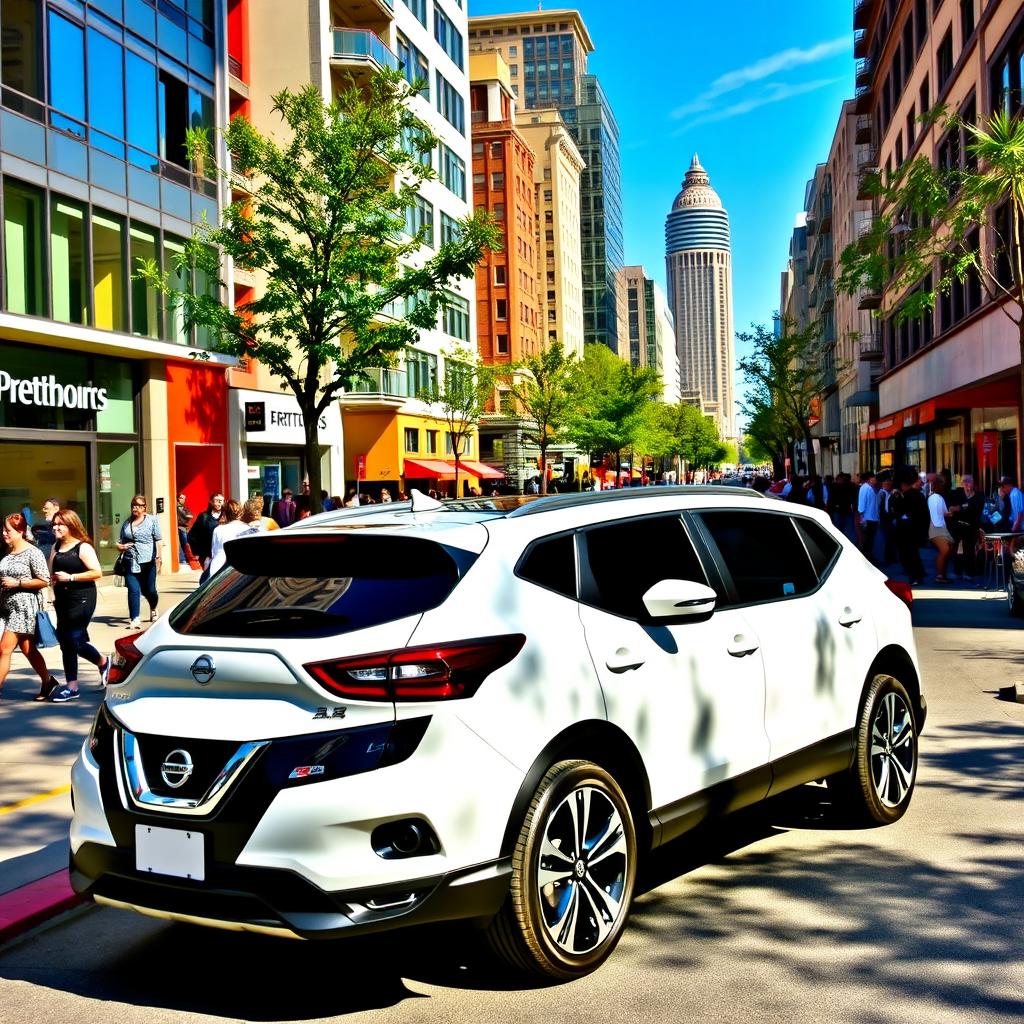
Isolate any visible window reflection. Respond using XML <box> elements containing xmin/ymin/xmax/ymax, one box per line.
<box><xmin>3</xmin><ymin>179</ymin><xmax>45</xmax><ymax>316</ymax></box>
<box><xmin>47</xmin><ymin>11</ymin><xmax>85</xmax><ymax>134</ymax></box>
<box><xmin>87</xmin><ymin>28</ymin><xmax>125</xmax><ymax>156</ymax></box>
<box><xmin>1</xmin><ymin>0</ymin><xmax>43</xmax><ymax>102</ymax></box>
<box><xmin>92</xmin><ymin>212</ymin><xmax>126</xmax><ymax>332</ymax></box>
<box><xmin>51</xmin><ymin>198</ymin><xmax>89</xmax><ymax>325</ymax></box>
<box><xmin>130</xmin><ymin>223</ymin><xmax>161</xmax><ymax>338</ymax></box>
<box><xmin>164</xmin><ymin>235</ymin><xmax>188</xmax><ymax>343</ymax></box>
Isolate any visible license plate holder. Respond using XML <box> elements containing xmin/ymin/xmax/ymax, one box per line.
<box><xmin>135</xmin><ymin>824</ymin><xmax>205</xmax><ymax>881</ymax></box>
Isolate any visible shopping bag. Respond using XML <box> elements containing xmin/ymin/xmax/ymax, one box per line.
<box><xmin>35</xmin><ymin>608</ymin><xmax>59</xmax><ymax>649</ymax></box>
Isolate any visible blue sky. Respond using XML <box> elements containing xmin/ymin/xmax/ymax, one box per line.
<box><xmin>469</xmin><ymin>0</ymin><xmax>856</xmax><ymax>394</ymax></box>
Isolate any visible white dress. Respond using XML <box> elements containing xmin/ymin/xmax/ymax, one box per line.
<box><xmin>0</xmin><ymin>546</ymin><xmax>50</xmax><ymax>635</ymax></box>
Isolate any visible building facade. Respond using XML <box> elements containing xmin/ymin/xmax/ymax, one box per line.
<box><xmin>0</xmin><ymin>0</ymin><xmax>231</xmax><ymax>571</ymax></box>
<box><xmin>240</xmin><ymin>0</ymin><xmax>483</xmax><ymax>499</ymax></box>
<box><xmin>856</xmin><ymin>0</ymin><xmax>1021</xmax><ymax>484</ymax></box>
<box><xmin>665</xmin><ymin>155</ymin><xmax>736</xmax><ymax>440</ymax></box>
<box><xmin>619</xmin><ymin>265</ymin><xmax>679</xmax><ymax>403</ymax></box>
<box><xmin>468</xmin><ymin>10</ymin><xmax>625</xmax><ymax>354</ymax></box>
<box><xmin>516</xmin><ymin>107</ymin><xmax>585</xmax><ymax>357</ymax></box>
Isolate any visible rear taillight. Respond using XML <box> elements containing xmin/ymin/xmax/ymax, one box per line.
<box><xmin>306</xmin><ymin>635</ymin><xmax>526</xmax><ymax>701</ymax></box>
<box><xmin>885</xmin><ymin>579</ymin><xmax>913</xmax><ymax>609</ymax></box>
<box><xmin>107</xmin><ymin>631</ymin><xmax>144</xmax><ymax>685</ymax></box>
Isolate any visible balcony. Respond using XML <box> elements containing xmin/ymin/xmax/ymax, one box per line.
<box><xmin>854</xmin><ymin>0</ymin><xmax>878</xmax><ymax>30</ymax></box>
<box><xmin>854</xmin><ymin>28</ymin><xmax>869</xmax><ymax>58</ymax></box>
<box><xmin>329</xmin><ymin>28</ymin><xmax>400</xmax><ymax>86</ymax></box>
<box><xmin>859</xmin><ymin>328</ymin><xmax>884</xmax><ymax>360</ymax></box>
<box><xmin>811</xmin><ymin>234</ymin><xmax>834</xmax><ymax>276</ymax></box>
<box><xmin>855</xmin><ymin>55</ymin><xmax>874</xmax><ymax>90</ymax></box>
<box><xmin>856</xmin><ymin>113</ymin><xmax>873</xmax><ymax>145</ymax></box>
<box><xmin>857</xmin><ymin>167</ymin><xmax>879</xmax><ymax>201</ymax></box>
<box><xmin>816</xmin><ymin>190</ymin><xmax>833</xmax><ymax>234</ymax></box>
<box><xmin>339</xmin><ymin>365</ymin><xmax>409</xmax><ymax>408</ymax></box>
<box><xmin>816</xmin><ymin>277</ymin><xmax>835</xmax><ymax>311</ymax></box>
<box><xmin>331</xmin><ymin>0</ymin><xmax>395</xmax><ymax>34</ymax></box>
<box><xmin>858</xmin><ymin>289</ymin><xmax>882</xmax><ymax>310</ymax></box>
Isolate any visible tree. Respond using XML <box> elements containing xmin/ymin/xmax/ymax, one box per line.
<box><xmin>737</xmin><ymin>320</ymin><xmax>831</xmax><ymax>477</ymax></box>
<box><xmin>142</xmin><ymin>74</ymin><xmax>499</xmax><ymax>513</ymax></box>
<box><xmin>744</xmin><ymin>403</ymin><xmax>792</xmax><ymax>478</ymax></box>
<box><xmin>837</xmin><ymin>109</ymin><xmax>1024</xmax><ymax>481</ymax></box>
<box><xmin>423</xmin><ymin>347</ymin><xmax>495</xmax><ymax>497</ymax></box>
<box><xmin>499</xmin><ymin>341</ymin><xmax>581</xmax><ymax>495</ymax></box>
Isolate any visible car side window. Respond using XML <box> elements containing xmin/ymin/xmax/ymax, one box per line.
<box><xmin>696</xmin><ymin>510</ymin><xmax>817</xmax><ymax>605</ymax></box>
<box><xmin>516</xmin><ymin>532</ymin><xmax>577</xmax><ymax>599</ymax></box>
<box><xmin>794</xmin><ymin>517</ymin><xmax>842</xmax><ymax>580</ymax></box>
<box><xmin>580</xmin><ymin>514</ymin><xmax>708</xmax><ymax>620</ymax></box>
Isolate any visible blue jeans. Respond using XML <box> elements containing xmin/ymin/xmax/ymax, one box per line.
<box><xmin>125</xmin><ymin>561</ymin><xmax>158</xmax><ymax>621</ymax></box>
<box><xmin>177</xmin><ymin>527</ymin><xmax>189</xmax><ymax>563</ymax></box>
<box><xmin>57</xmin><ymin>624</ymin><xmax>102</xmax><ymax>682</ymax></box>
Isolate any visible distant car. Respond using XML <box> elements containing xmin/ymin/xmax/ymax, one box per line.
<box><xmin>71</xmin><ymin>488</ymin><xmax>925</xmax><ymax>980</ymax></box>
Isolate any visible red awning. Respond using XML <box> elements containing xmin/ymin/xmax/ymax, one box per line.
<box><xmin>403</xmin><ymin>458</ymin><xmax>458</xmax><ymax>479</ymax></box>
<box><xmin>459</xmin><ymin>459</ymin><xmax>505</xmax><ymax>480</ymax></box>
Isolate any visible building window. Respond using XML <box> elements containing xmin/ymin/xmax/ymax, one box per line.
<box><xmin>439</xmin><ymin>144</ymin><xmax>466</xmax><ymax>199</ymax></box>
<box><xmin>426</xmin><ymin>430</ymin><xmax>438</xmax><ymax>454</ymax></box>
<box><xmin>407</xmin><ymin>348</ymin><xmax>439</xmax><ymax>397</ymax></box>
<box><xmin>440</xmin><ymin>212</ymin><xmax>462</xmax><ymax>244</ymax></box>
<box><xmin>1</xmin><ymin>0</ymin><xmax>43</xmax><ymax>104</ymax></box>
<box><xmin>404</xmin><ymin>427</ymin><xmax>420</xmax><ymax>453</ymax></box>
<box><xmin>937</xmin><ymin>29</ymin><xmax>954</xmax><ymax>90</ymax></box>
<box><xmin>441</xmin><ymin>292</ymin><xmax>470</xmax><ymax>341</ymax></box>
<box><xmin>960</xmin><ymin>0</ymin><xmax>975</xmax><ymax>43</ymax></box>
<box><xmin>435</xmin><ymin>71</ymin><xmax>465</xmax><ymax>133</ymax></box>
<box><xmin>405</xmin><ymin>196</ymin><xmax>434</xmax><ymax>247</ymax></box>
<box><xmin>939</xmin><ymin>227</ymin><xmax>981</xmax><ymax>331</ymax></box>
<box><xmin>397</xmin><ymin>32</ymin><xmax>429</xmax><ymax>97</ymax></box>
<box><xmin>915</xmin><ymin>0</ymin><xmax>928</xmax><ymax>52</ymax></box>
<box><xmin>494</xmin><ymin>265</ymin><xmax>507</xmax><ymax>285</ymax></box>
<box><xmin>434</xmin><ymin>3</ymin><xmax>464</xmax><ymax>70</ymax></box>
<box><xmin>491</xmin><ymin>171</ymin><xmax>505</xmax><ymax>190</ymax></box>
<box><xmin>2</xmin><ymin>178</ymin><xmax>46</xmax><ymax>316</ymax></box>
<box><xmin>130</xmin><ymin>223</ymin><xmax>161</xmax><ymax>339</ymax></box>
<box><xmin>490</xmin><ymin>141</ymin><xmax>502</xmax><ymax>158</ymax></box>
<box><xmin>50</xmin><ymin>198</ymin><xmax>88</xmax><ymax>325</ymax></box>
<box><xmin>400</xmin><ymin>0</ymin><xmax>427</xmax><ymax>28</ymax></box>
<box><xmin>92</xmin><ymin>212</ymin><xmax>126</xmax><ymax>332</ymax></box>
<box><xmin>496</xmin><ymin>334</ymin><xmax>509</xmax><ymax>354</ymax></box>
<box><xmin>496</xmin><ymin>298</ymin><xmax>508</xmax><ymax>320</ymax></box>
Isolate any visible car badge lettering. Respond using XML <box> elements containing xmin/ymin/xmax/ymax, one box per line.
<box><xmin>160</xmin><ymin>749</ymin><xmax>194</xmax><ymax>788</ymax></box>
<box><xmin>288</xmin><ymin>765</ymin><xmax>326</xmax><ymax>780</ymax></box>
<box><xmin>190</xmin><ymin>655</ymin><xmax>216</xmax><ymax>685</ymax></box>
<box><xmin>313</xmin><ymin>706</ymin><xmax>346</xmax><ymax>719</ymax></box>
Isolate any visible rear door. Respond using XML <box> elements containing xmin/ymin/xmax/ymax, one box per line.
<box><xmin>576</xmin><ymin>512</ymin><xmax>770</xmax><ymax>823</ymax></box>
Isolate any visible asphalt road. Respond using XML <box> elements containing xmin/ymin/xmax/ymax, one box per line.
<box><xmin>0</xmin><ymin>584</ymin><xmax>1021</xmax><ymax>1024</ymax></box>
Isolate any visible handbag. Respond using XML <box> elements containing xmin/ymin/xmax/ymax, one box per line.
<box><xmin>112</xmin><ymin>519</ymin><xmax>136</xmax><ymax>577</ymax></box>
<box><xmin>34</xmin><ymin>604</ymin><xmax>58</xmax><ymax>649</ymax></box>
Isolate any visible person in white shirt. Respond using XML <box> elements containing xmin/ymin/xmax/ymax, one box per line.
<box><xmin>207</xmin><ymin>500</ymin><xmax>249</xmax><ymax>577</ymax></box>
<box><xmin>927</xmin><ymin>476</ymin><xmax>958</xmax><ymax>582</ymax></box>
<box><xmin>998</xmin><ymin>475</ymin><xmax>1024</xmax><ymax>531</ymax></box>
<box><xmin>857</xmin><ymin>470</ymin><xmax>879</xmax><ymax>560</ymax></box>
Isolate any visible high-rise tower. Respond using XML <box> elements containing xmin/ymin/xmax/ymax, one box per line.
<box><xmin>665</xmin><ymin>156</ymin><xmax>735</xmax><ymax>440</ymax></box>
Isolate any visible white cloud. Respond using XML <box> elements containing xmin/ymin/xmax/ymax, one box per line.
<box><xmin>671</xmin><ymin>36</ymin><xmax>852</xmax><ymax>120</ymax></box>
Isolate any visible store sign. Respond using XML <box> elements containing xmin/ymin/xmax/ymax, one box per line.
<box><xmin>0</xmin><ymin>370</ymin><xmax>108</xmax><ymax>411</ymax></box>
<box><xmin>245</xmin><ymin>401</ymin><xmax>266</xmax><ymax>431</ymax></box>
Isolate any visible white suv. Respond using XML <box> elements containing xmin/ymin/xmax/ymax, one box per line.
<box><xmin>70</xmin><ymin>488</ymin><xmax>925</xmax><ymax>979</ymax></box>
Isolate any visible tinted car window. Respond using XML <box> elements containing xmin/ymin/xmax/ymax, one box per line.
<box><xmin>696</xmin><ymin>510</ymin><xmax>817</xmax><ymax>605</ymax></box>
<box><xmin>580</xmin><ymin>514</ymin><xmax>707</xmax><ymax>619</ymax></box>
<box><xmin>795</xmin><ymin>517</ymin><xmax>842</xmax><ymax>579</ymax></box>
<box><xmin>170</xmin><ymin>534</ymin><xmax>475</xmax><ymax>638</ymax></box>
<box><xmin>516</xmin><ymin>533</ymin><xmax>577</xmax><ymax>599</ymax></box>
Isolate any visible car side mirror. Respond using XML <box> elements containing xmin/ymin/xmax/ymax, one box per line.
<box><xmin>641</xmin><ymin>579</ymin><xmax>718</xmax><ymax>622</ymax></box>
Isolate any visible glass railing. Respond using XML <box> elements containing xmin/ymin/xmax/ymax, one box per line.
<box><xmin>347</xmin><ymin>366</ymin><xmax>409</xmax><ymax>397</ymax></box>
<box><xmin>331</xmin><ymin>29</ymin><xmax>400</xmax><ymax>72</ymax></box>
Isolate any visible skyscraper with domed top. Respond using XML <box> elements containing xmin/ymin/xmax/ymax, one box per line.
<box><xmin>665</xmin><ymin>155</ymin><xmax>735</xmax><ymax>441</ymax></box>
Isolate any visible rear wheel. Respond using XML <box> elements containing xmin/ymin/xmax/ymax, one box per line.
<box><xmin>829</xmin><ymin>674</ymin><xmax>918</xmax><ymax>825</ymax></box>
<box><xmin>486</xmin><ymin>760</ymin><xmax>637</xmax><ymax>980</ymax></box>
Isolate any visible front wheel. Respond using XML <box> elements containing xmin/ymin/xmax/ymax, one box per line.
<box><xmin>486</xmin><ymin>760</ymin><xmax>637</xmax><ymax>980</ymax></box>
<box><xmin>830</xmin><ymin>674</ymin><xmax>918</xmax><ymax>825</ymax></box>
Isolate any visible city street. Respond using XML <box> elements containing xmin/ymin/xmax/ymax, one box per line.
<box><xmin>0</xmin><ymin>580</ymin><xmax>1021</xmax><ymax>1024</ymax></box>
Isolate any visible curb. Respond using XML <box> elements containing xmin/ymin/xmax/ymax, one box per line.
<box><xmin>0</xmin><ymin>871</ymin><xmax>84</xmax><ymax>945</ymax></box>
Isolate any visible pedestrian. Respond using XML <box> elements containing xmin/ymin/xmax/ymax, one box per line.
<box><xmin>344</xmin><ymin>488</ymin><xmax>360</xmax><ymax>507</ymax></box>
<box><xmin>47</xmin><ymin>509</ymin><xmax>109</xmax><ymax>703</ymax></box>
<box><xmin>857</xmin><ymin>470</ymin><xmax>880</xmax><ymax>560</ymax></box>
<box><xmin>33</xmin><ymin>497</ymin><xmax>61</xmax><ymax>564</ymax></box>
<box><xmin>248</xmin><ymin>494</ymin><xmax>279</xmax><ymax>532</ymax></box>
<box><xmin>187</xmin><ymin>492</ymin><xmax>224</xmax><ymax>583</ymax></box>
<box><xmin>890</xmin><ymin>469</ymin><xmax>926</xmax><ymax>585</ymax></box>
<box><xmin>927</xmin><ymin>475</ymin><xmax>957</xmax><ymax>583</ymax></box>
<box><xmin>175</xmin><ymin>493</ymin><xmax>194</xmax><ymax>567</ymax></box>
<box><xmin>117</xmin><ymin>494</ymin><xmax>162</xmax><ymax>629</ymax></box>
<box><xmin>877</xmin><ymin>472</ymin><xmax>897</xmax><ymax>565</ymax></box>
<box><xmin>949</xmin><ymin>474</ymin><xmax>983</xmax><ymax>579</ymax></box>
<box><xmin>272</xmin><ymin>489</ymin><xmax>296</xmax><ymax>527</ymax></box>
<box><xmin>0</xmin><ymin>513</ymin><xmax>57</xmax><ymax>701</ymax></box>
<box><xmin>997</xmin><ymin>475</ymin><xmax>1024</xmax><ymax>532</ymax></box>
<box><xmin>237</xmin><ymin>497</ymin><xmax>269</xmax><ymax>537</ymax></box>
<box><xmin>320</xmin><ymin>490</ymin><xmax>335</xmax><ymax>512</ymax></box>
<box><xmin>207</xmin><ymin>499</ymin><xmax>247</xmax><ymax>577</ymax></box>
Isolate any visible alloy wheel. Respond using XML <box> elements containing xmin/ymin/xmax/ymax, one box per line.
<box><xmin>869</xmin><ymin>691</ymin><xmax>915</xmax><ymax>808</ymax></box>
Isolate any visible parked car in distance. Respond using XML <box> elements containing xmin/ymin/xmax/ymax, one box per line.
<box><xmin>70</xmin><ymin>487</ymin><xmax>925</xmax><ymax>980</ymax></box>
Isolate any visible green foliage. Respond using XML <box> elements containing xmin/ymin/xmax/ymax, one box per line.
<box><xmin>138</xmin><ymin>73</ymin><xmax>499</xmax><ymax>509</ymax></box>
<box><xmin>638</xmin><ymin>401</ymin><xmax>726</xmax><ymax>469</ymax></box>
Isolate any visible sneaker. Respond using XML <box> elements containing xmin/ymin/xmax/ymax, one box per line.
<box><xmin>99</xmin><ymin>658</ymin><xmax>111</xmax><ymax>687</ymax></box>
<box><xmin>129</xmin><ymin>618</ymin><xmax>141</xmax><ymax>630</ymax></box>
<box><xmin>51</xmin><ymin>686</ymin><xmax>80</xmax><ymax>703</ymax></box>
<box><xmin>149</xmin><ymin>608</ymin><xmax>159</xmax><ymax>623</ymax></box>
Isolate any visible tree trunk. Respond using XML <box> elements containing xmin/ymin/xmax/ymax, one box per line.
<box><xmin>303</xmin><ymin>403</ymin><xmax>323</xmax><ymax>515</ymax></box>
<box><xmin>454</xmin><ymin>453</ymin><xmax>460</xmax><ymax>498</ymax></box>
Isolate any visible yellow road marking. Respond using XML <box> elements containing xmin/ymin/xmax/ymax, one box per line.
<box><xmin>0</xmin><ymin>784</ymin><xmax>72</xmax><ymax>815</ymax></box>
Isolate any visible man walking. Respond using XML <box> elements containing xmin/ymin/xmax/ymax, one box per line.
<box><xmin>175</xmin><ymin>493</ymin><xmax>193</xmax><ymax>569</ymax></box>
<box><xmin>857</xmin><ymin>470</ymin><xmax>880</xmax><ymax>561</ymax></box>
<box><xmin>187</xmin><ymin>492</ymin><xmax>224</xmax><ymax>584</ymax></box>
<box><xmin>33</xmin><ymin>497</ymin><xmax>60</xmax><ymax>563</ymax></box>
<box><xmin>272</xmin><ymin>489</ymin><xmax>297</xmax><ymax>527</ymax></box>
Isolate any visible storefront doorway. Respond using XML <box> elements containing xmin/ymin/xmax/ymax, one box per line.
<box><xmin>0</xmin><ymin>439</ymin><xmax>88</xmax><ymax>522</ymax></box>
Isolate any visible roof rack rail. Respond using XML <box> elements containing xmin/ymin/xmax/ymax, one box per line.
<box><xmin>505</xmin><ymin>485</ymin><xmax>764</xmax><ymax>518</ymax></box>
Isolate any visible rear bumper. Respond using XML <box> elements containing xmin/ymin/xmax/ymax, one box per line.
<box><xmin>71</xmin><ymin>842</ymin><xmax>510</xmax><ymax>939</ymax></box>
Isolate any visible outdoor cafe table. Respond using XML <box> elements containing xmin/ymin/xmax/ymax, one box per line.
<box><xmin>979</xmin><ymin>530</ymin><xmax>1024</xmax><ymax>590</ymax></box>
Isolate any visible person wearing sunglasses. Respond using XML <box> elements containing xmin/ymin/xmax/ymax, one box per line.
<box><xmin>116</xmin><ymin>495</ymin><xmax>162</xmax><ymax>630</ymax></box>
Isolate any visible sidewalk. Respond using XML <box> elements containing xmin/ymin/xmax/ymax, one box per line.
<box><xmin>0</xmin><ymin>569</ymin><xmax>199</xmax><ymax>943</ymax></box>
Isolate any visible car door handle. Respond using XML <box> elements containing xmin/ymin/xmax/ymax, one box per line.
<box><xmin>839</xmin><ymin>607</ymin><xmax>863</xmax><ymax>627</ymax></box>
<box><xmin>606</xmin><ymin>649</ymin><xmax>645</xmax><ymax>673</ymax></box>
<box><xmin>726</xmin><ymin>634</ymin><xmax>759</xmax><ymax>657</ymax></box>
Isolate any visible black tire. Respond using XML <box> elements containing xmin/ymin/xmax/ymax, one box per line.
<box><xmin>830</xmin><ymin>674</ymin><xmax>918</xmax><ymax>825</ymax></box>
<box><xmin>486</xmin><ymin>760</ymin><xmax>637</xmax><ymax>980</ymax></box>
<box><xmin>1007</xmin><ymin>575</ymin><xmax>1024</xmax><ymax>618</ymax></box>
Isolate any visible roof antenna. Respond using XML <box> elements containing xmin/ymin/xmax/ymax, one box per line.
<box><xmin>409</xmin><ymin>488</ymin><xmax>443</xmax><ymax>513</ymax></box>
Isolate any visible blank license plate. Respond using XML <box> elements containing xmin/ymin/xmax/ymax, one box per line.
<box><xmin>135</xmin><ymin>824</ymin><xmax>205</xmax><ymax>881</ymax></box>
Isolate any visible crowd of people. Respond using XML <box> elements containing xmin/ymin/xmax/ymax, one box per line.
<box><xmin>757</xmin><ymin>468</ymin><xmax>1024</xmax><ymax>586</ymax></box>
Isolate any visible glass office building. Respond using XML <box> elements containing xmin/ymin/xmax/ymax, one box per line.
<box><xmin>0</xmin><ymin>0</ymin><xmax>232</xmax><ymax>569</ymax></box>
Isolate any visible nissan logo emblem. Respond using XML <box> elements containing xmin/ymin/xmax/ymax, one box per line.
<box><xmin>190</xmin><ymin>654</ymin><xmax>216</xmax><ymax>685</ymax></box>
<box><xmin>160</xmin><ymin>749</ymin><xmax>194</xmax><ymax>789</ymax></box>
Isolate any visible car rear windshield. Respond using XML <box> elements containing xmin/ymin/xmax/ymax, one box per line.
<box><xmin>169</xmin><ymin>534</ymin><xmax>477</xmax><ymax>638</ymax></box>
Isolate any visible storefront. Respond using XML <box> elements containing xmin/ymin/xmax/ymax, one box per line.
<box><xmin>229</xmin><ymin>388</ymin><xmax>343</xmax><ymax>506</ymax></box>
<box><xmin>0</xmin><ymin>340</ymin><xmax>138</xmax><ymax>571</ymax></box>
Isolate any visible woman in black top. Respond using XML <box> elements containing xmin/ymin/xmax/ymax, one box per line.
<box><xmin>48</xmin><ymin>509</ymin><xmax>109</xmax><ymax>703</ymax></box>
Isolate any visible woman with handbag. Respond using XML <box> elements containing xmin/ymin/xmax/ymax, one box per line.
<box><xmin>47</xmin><ymin>509</ymin><xmax>110</xmax><ymax>703</ymax></box>
<box><xmin>116</xmin><ymin>495</ymin><xmax>162</xmax><ymax>629</ymax></box>
<box><xmin>0</xmin><ymin>513</ymin><xmax>58</xmax><ymax>701</ymax></box>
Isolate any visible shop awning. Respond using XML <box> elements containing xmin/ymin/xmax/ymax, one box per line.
<box><xmin>403</xmin><ymin>458</ymin><xmax>458</xmax><ymax>479</ymax></box>
<box><xmin>845</xmin><ymin>389</ymin><xmax>879</xmax><ymax>408</ymax></box>
<box><xmin>459</xmin><ymin>459</ymin><xmax>505</xmax><ymax>480</ymax></box>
